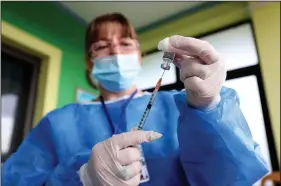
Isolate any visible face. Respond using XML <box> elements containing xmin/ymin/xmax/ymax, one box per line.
<box><xmin>87</xmin><ymin>22</ymin><xmax>141</xmax><ymax>72</ymax></box>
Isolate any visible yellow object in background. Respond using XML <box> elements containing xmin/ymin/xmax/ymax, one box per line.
<box><xmin>250</xmin><ymin>2</ymin><xmax>281</xmax><ymax>162</ymax></box>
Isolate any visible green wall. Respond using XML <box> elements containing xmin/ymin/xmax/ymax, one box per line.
<box><xmin>1</xmin><ymin>2</ymin><xmax>97</xmax><ymax>108</ymax></box>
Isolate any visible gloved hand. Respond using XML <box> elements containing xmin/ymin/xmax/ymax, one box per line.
<box><xmin>79</xmin><ymin>130</ymin><xmax>162</xmax><ymax>186</ymax></box>
<box><xmin>158</xmin><ymin>35</ymin><xmax>226</xmax><ymax>110</ymax></box>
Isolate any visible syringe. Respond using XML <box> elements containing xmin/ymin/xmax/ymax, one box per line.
<box><xmin>137</xmin><ymin>52</ymin><xmax>175</xmax><ymax>130</ymax></box>
<box><xmin>137</xmin><ymin>72</ymin><xmax>164</xmax><ymax>130</ymax></box>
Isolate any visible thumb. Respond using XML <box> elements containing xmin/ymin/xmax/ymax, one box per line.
<box><xmin>114</xmin><ymin>130</ymin><xmax>162</xmax><ymax>150</ymax></box>
<box><xmin>158</xmin><ymin>37</ymin><xmax>188</xmax><ymax>56</ymax></box>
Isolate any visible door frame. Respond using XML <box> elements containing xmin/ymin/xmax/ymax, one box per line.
<box><xmin>2</xmin><ymin>21</ymin><xmax>62</xmax><ymax>126</ymax></box>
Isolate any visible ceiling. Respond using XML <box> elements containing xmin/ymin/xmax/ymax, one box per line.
<box><xmin>59</xmin><ymin>2</ymin><xmax>206</xmax><ymax>30</ymax></box>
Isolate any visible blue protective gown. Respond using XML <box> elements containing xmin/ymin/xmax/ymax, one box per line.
<box><xmin>2</xmin><ymin>87</ymin><xmax>268</xmax><ymax>186</ymax></box>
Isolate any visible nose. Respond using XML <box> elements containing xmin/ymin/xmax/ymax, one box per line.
<box><xmin>110</xmin><ymin>45</ymin><xmax>121</xmax><ymax>55</ymax></box>
<box><xmin>109</xmin><ymin>40</ymin><xmax>121</xmax><ymax>55</ymax></box>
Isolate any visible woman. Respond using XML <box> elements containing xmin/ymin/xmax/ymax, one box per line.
<box><xmin>2</xmin><ymin>13</ymin><xmax>268</xmax><ymax>186</ymax></box>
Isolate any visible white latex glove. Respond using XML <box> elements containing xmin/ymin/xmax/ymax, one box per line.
<box><xmin>79</xmin><ymin>130</ymin><xmax>162</xmax><ymax>186</ymax></box>
<box><xmin>158</xmin><ymin>35</ymin><xmax>226</xmax><ymax>110</ymax></box>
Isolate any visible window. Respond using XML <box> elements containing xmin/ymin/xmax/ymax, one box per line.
<box><xmin>200</xmin><ymin>23</ymin><xmax>258</xmax><ymax>71</ymax></box>
<box><xmin>2</xmin><ymin>94</ymin><xmax>18</xmax><ymax>155</ymax></box>
<box><xmin>1</xmin><ymin>43</ymin><xmax>41</xmax><ymax>162</ymax></box>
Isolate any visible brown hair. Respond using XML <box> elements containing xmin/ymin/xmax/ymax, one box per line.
<box><xmin>85</xmin><ymin>13</ymin><xmax>138</xmax><ymax>56</ymax></box>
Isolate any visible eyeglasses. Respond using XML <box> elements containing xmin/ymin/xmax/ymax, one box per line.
<box><xmin>90</xmin><ymin>39</ymin><xmax>139</xmax><ymax>55</ymax></box>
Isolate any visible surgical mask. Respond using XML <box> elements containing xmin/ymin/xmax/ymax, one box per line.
<box><xmin>92</xmin><ymin>54</ymin><xmax>141</xmax><ymax>92</ymax></box>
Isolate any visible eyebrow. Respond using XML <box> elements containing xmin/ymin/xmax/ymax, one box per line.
<box><xmin>96</xmin><ymin>37</ymin><xmax>109</xmax><ymax>42</ymax></box>
<box><xmin>96</xmin><ymin>37</ymin><xmax>132</xmax><ymax>42</ymax></box>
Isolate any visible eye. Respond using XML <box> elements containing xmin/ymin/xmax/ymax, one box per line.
<box><xmin>96</xmin><ymin>45</ymin><xmax>108</xmax><ymax>50</ymax></box>
<box><xmin>94</xmin><ymin>43</ymin><xmax>110</xmax><ymax>51</ymax></box>
<box><xmin>120</xmin><ymin>41</ymin><xmax>134</xmax><ymax>47</ymax></box>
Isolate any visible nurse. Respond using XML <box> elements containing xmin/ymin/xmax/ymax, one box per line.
<box><xmin>2</xmin><ymin>13</ymin><xmax>268</xmax><ymax>186</ymax></box>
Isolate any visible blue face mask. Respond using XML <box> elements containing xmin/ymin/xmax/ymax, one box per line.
<box><xmin>92</xmin><ymin>54</ymin><xmax>141</xmax><ymax>92</ymax></box>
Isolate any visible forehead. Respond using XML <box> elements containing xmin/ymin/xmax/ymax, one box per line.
<box><xmin>96</xmin><ymin>22</ymin><xmax>128</xmax><ymax>41</ymax></box>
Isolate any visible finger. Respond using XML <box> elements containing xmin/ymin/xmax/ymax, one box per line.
<box><xmin>178</xmin><ymin>56</ymin><xmax>206</xmax><ymax>81</ymax></box>
<box><xmin>119</xmin><ymin>161</ymin><xmax>141</xmax><ymax>180</ymax></box>
<box><xmin>118</xmin><ymin>147</ymin><xmax>141</xmax><ymax>165</ymax></box>
<box><xmin>179</xmin><ymin>56</ymin><xmax>224</xmax><ymax>81</ymax></box>
<box><xmin>158</xmin><ymin>38</ymin><xmax>189</xmax><ymax>57</ymax></box>
<box><xmin>173</xmin><ymin>54</ymin><xmax>184</xmax><ymax>68</ymax></box>
<box><xmin>159</xmin><ymin>35</ymin><xmax>220</xmax><ymax>65</ymax></box>
<box><xmin>170</xmin><ymin>35</ymin><xmax>219</xmax><ymax>65</ymax></box>
<box><xmin>174</xmin><ymin>54</ymin><xmax>194</xmax><ymax>68</ymax></box>
<box><xmin>125</xmin><ymin>173</ymin><xmax>141</xmax><ymax>186</ymax></box>
<box><xmin>183</xmin><ymin>76</ymin><xmax>204</xmax><ymax>94</ymax></box>
<box><xmin>113</xmin><ymin>130</ymin><xmax>162</xmax><ymax>150</ymax></box>
<box><xmin>183</xmin><ymin>62</ymin><xmax>226</xmax><ymax>97</ymax></box>
<box><xmin>127</xmin><ymin>128</ymin><xmax>139</xmax><ymax>148</ymax></box>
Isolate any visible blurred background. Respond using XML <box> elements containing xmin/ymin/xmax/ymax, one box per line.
<box><xmin>1</xmin><ymin>1</ymin><xmax>280</xmax><ymax>184</ymax></box>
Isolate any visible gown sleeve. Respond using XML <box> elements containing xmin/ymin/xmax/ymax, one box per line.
<box><xmin>174</xmin><ymin>87</ymin><xmax>269</xmax><ymax>186</ymax></box>
<box><xmin>2</xmin><ymin>116</ymin><xmax>58</xmax><ymax>186</ymax></box>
